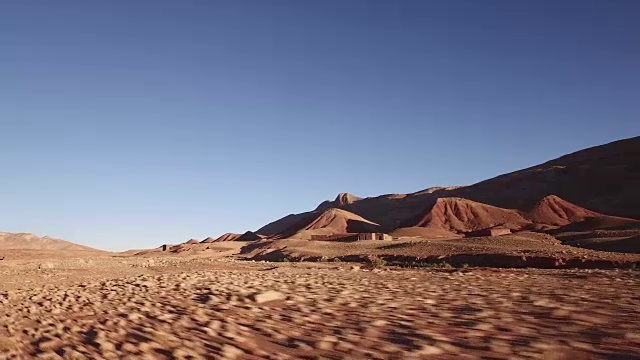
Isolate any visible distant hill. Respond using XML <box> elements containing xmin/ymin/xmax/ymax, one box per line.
<box><xmin>408</xmin><ymin>197</ymin><xmax>531</xmax><ymax>233</ymax></box>
<box><xmin>403</xmin><ymin>195</ymin><xmax>639</xmax><ymax>235</ymax></box>
<box><xmin>290</xmin><ymin>208</ymin><xmax>382</xmax><ymax>240</ymax></box>
<box><xmin>527</xmin><ymin>195</ymin><xmax>600</xmax><ymax>227</ymax></box>
<box><xmin>196</xmin><ymin>232</ymin><xmax>264</xmax><ymax>244</ymax></box>
<box><xmin>0</xmin><ymin>232</ymin><xmax>102</xmax><ymax>251</ymax></box>
<box><xmin>204</xmin><ymin>233</ymin><xmax>242</xmax><ymax>242</ymax></box>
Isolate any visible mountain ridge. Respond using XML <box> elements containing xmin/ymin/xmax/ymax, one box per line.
<box><xmin>254</xmin><ymin>137</ymin><xmax>640</xmax><ymax>239</ymax></box>
<box><xmin>0</xmin><ymin>232</ymin><xmax>103</xmax><ymax>252</ymax></box>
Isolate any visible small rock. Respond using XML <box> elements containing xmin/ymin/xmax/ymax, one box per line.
<box><xmin>474</xmin><ymin>322</ymin><xmax>492</xmax><ymax>331</ymax></box>
<box><xmin>61</xmin><ymin>349</ymin><xmax>86</xmax><ymax>360</ymax></box>
<box><xmin>292</xmin><ymin>340</ymin><xmax>313</xmax><ymax>351</ymax></box>
<box><xmin>126</xmin><ymin>313</ymin><xmax>142</xmax><ymax>321</ymax></box>
<box><xmin>566</xmin><ymin>341</ymin><xmax>594</xmax><ymax>351</ymax></box>
<box><xmin>0</xmin><ymin>336</ymin><xmax>17</xmax><ymax>351</ymax></box>
<box><xmin>39</xmin><ymin>338</ymin><xmax>64</xmax><ymax>352</ymax></box>
<box><xmin>551</xmin><ymin>309</ymin><xmax>570</xmax><ymax>318</ymax></box>
<box><xmin>371</xmin><ymin>320</ymin><xmax>387</xmax><ymax>327</ymax></box>
<box><xmin>221</xmin><ymin>344</ymin><xmax>244</xmax><ymax>359</ymax></box>
<box><xmin>96</xmin><ymin>339</ymin><xmax>116</xmax><ymax>352</ymax></box>
<box><xmin>624</xmin><ymin>332</ymin><xmax>640</xmax><ymax>343</ymax></box>
<box><xmin>172</xmin><ymin>348</ymin><xmax>190</xmax><ymax>359</ymax></box>
<box><xmin>36</xmin><ymin>351</ymin><xmax>63</xmax><ymax>359</ymax></box>
<box><xmin>120</xmin><ymin>342</ymin><xmax>138</xmax><ymax>353</ymax></box>
<box><xmin>250</xmin><ymin>290</ymin><xmax>285</xmax><ymax>304</ymax></box>
<box><xmin>416</xmin><ymin>344</ymin><xmax>443</xmax><ymax>355</ymax></box>
<box><xmin>335</xmin><ymin>341</ymin><xmax>355</xmax><ymax>352</ymax></box>
<box><xmin>314</xmin><ymin>340</ymin><xmax>333</xmax><ymax>350</ymax></box>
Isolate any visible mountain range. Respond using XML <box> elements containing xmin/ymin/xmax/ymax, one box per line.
<box><xmin>243</xmin><ymin>136</ymin><xmax>640</xmax><ymax>241</ymax></box>
<box><xmin>0</xmin><ymin>232</ymin><xmax>101</xmax><ymax>251</ymax></box>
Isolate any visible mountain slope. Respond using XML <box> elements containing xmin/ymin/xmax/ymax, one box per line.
<box><xmin>207</xmin><ymin>233</ymin><xmax>242</xmax><ymax>242</ymax></box>
<box><xmin>255</xmin><ymin>137</ymin><xmax>639</xmax><ymax>238</ymax></box>
<box><xmin>289</xmin><ymin>208</ymin><xmax>381</xmax><ymax>240</ymax></box>
<box><xmin>409</xmin><ymin>197</ymin><xmax>531</xmax><ymax>233</ymax></box>
<box><xmin>527</xmin><ymin>195</ymin><xmax>600</xmax><ymax>226</ymax></box>
<box><xmin>449</xmin><ymin>136</ymin><xmax>640</xmax><ymax>218</ymax></box>
<box><xmin>235</xmin><ymin>231</ymin><xmax>264</xmax><ymax>241</ymax></box>
<box><xmin>405</xmin><ymin>195</ymin><xmax>639</xmax><ymax>235</ymax></box>
<box><xmin>0</xmin><ymin>232</ymin><xmax>101</xmax><ymax>251</ymax></box>
<box><xmin>315</xmin><ymin>192</ymin><xmax>363</xmax><ymax>211</ymax></box>
<box><xmin>553</xmin><ymin>216</ymin><xmax>640</xmax><ymax>233</ymax></box>
<box><xmin>256</xmin><ymin>213</ymin><xmax>313</xmax><ymax>238</ymax></box>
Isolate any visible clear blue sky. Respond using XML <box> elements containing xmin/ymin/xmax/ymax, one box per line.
<box><xmin>1</xmin><ymin>1</ymin><xmax>638</xmax><ymax>251</ymax></box>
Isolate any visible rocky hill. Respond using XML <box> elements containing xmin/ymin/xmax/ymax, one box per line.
<box><xmin>0</xmin><ymin>232</ymin><xmax>101</xmax><ymax>252</ymax></box>
<box><xmin>255</xmin><ymin>137</ymin><xmax>640</xmax><ymax>239</ymax></box>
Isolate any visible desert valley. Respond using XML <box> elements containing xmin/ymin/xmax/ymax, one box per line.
<box><xmin>1</xmin><ymin>137</ymin><xmax>640</xmax><ymax>359</ymax></box>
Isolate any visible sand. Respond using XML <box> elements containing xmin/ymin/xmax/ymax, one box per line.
<box><xmin>0</xmin><ymin>254</ymin><xmax>639</xmax><ymax>359</ymax></box>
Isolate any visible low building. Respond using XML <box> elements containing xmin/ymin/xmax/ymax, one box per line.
<box><xmin>310</xmin><ymin>233</ymin><xmax>392</xmax><ymax>241</ymax></box>
<box><xmin>310</xmin><ymin>234</ymin><xmax>346</xmax><ymax>241</ymax></box>
<box><xmin>357</xmin><ymin>233</ymin><xmax>392</xmax><ymax>241</ymax></box>
<box><xmin>465</xmin><ymin>227</ymin><xmax>511</xmax><ymax>237</ymax></box>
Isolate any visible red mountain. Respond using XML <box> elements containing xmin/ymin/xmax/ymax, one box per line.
<box><xmin>527</xmin><ymin>195</ymin><xmax>600</xmax><ymax>226</ymax></box>
<box><xmin>411</xmin><ymin>197</ymin><xmax>531</xmax><ymax>233</ymax></box>
<box><xmin>255</xmin><ymin>137</ymin><xmax>640</xmax><ymax>239</ymax></box>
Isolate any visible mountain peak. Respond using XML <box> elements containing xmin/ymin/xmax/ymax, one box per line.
<box><xmin>527</xmin><ymin>195</ymin><xmax>600</xmax><ymax>226</ymax></box>
<box><xmin>315</xmin><ymin>192</ymin><xmax>363</xmax><ymax>211</ymax></box>
<box><xmin>0</xmin><ymin>232</ymin><xmax>102</xmax><ymax>252</ymax></box>
<box><xmin>334</xmin><ymin>192</ymin><xmax>362</xmax><ymax>205</ymax></box>
<box><xmin>413</xmin><ymin>197</ymin><xmax>531</xmax><ymax>233</ymax></box>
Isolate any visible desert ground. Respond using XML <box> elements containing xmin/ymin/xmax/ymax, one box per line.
<box><xmin>1</xmin><ymin>138</ymin><xmax>639</xmax><ymax>359</ymax></box>
<box><xmin>1</xmin><ymin>247</ymin><xmax>640</xmax><ymax>360</ymax></box>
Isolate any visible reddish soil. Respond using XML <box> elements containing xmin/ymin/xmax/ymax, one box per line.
<box><xmin>406</xmin><ymin>195</ymin><xmax>639</xmax><ymax>236</ymax></box>
<box><xmin>526</xmin><ymin>195</ymin><xmax>600</xmax><ymax>226</ymax></box>
<box><xmin>210</xmin><ymin>233</ymin><xmax>242</xmax><ymax>242</ymax></box>
<box><xmin>556</xmin><ymin>230</ymin><xmax>640</xmax><ymax>254</ymax></box>
<box><xmin>257</xmin><ymin>194</ymin><xmax>639</xmax><ymax>255</ymax></box>
<box><xmin>410</xmin><ymin>197</ymin><xmax>531</xmax><ymax>232</ymax></box>
<box><xmin>389</xmin><ymin>226</ymin><xmax>462</xmax><ymax>239</ymax></box>
<box><xmin>234</xmin><ymin>231</ymin><xmax>264</xmax><ymax>242</ymax></box>
<box><xmin>1</xmin><ymin>254</ymin><xmax>639</xmax><ymax>359</ymax></box>
<box><xmin>555</xmin><ymin>216</ymin><xmax>640</xmax><ymax>233</ymax></box>
<box><xmin>242</xmin><ymin>232</ymin><xmax>640</xmax><ymax>269</ymax></box>
<box><xmin>292</xmin><ymin>208</ymin><xmax>381</xmax><ymax>240</ymax></box>
<box><xmin>256</xmin><ymin>213</ymin><xmax>311</xmax><ymax>238</ymax></box>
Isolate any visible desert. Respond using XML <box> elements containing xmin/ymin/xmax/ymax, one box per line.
<box><xmin>4</xmin><ymin>1</ymin><xmax>640</xmax><ymax>358</ymax></box>
<box><xmin>2</xmin><ymin>137</ymin><xmax>640</xmax><ymax>359</ymax></box>
<box><xmin>1</xmin><ymin>254</ymin><xmax>640</xmax><ymax>359</ymax></box>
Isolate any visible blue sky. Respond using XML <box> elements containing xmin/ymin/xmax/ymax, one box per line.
<box><xmin>1</xmin><ymin>1</ymin><xmax>638</xmax><ymax>250</ymax></box>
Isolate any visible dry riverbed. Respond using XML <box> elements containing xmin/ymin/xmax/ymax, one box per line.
<box><xmin>1</xmin><ymin>256</ymin><xmax>639</xmax><ymax>359</ymax></box>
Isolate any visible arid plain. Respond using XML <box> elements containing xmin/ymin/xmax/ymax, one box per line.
<box><xmin>1</xmin><ymin>252</ymin><xmax>640</xmax><ymax>359</ymax></box>
<box><xmin>1</xmin><ymin>137</ymin><xmax>640</xmax><ymax>359</ymax></box>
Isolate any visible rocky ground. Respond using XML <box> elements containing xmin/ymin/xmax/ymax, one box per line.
<box><xmin>1</xmin><ymin>256</ymin><xmax>640</xmax><ymax>359</ymax></box>
<box><xmin>241</xmin><ymin>234</ymin><xmax>640</xmax><ymax>269</ymax></box>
